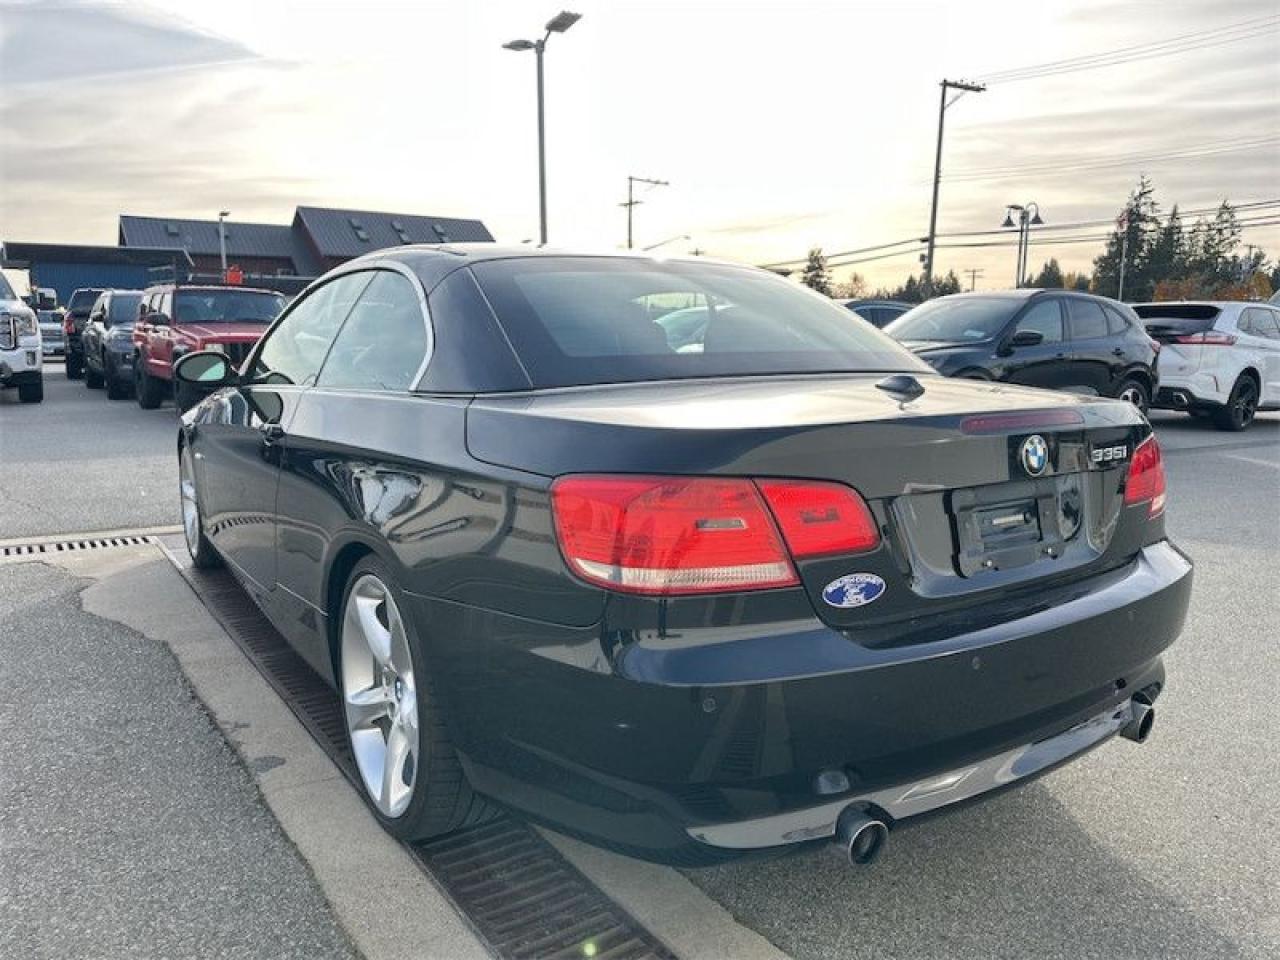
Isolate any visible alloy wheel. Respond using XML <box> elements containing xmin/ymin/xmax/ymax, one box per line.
<box><xmin>1234</xmin><ymin>381</ymin><xmax>1258</xmax><ymax>427</ymax></box>
<box><xmin>1119</xmin><ymin>384</ymin><xmax>1144</xmax><ymax>407</ymax></box>
<box><xmin>341</xmin><ymin>574</ymin><xmax>419</xmax><ymax>818</ymax></box>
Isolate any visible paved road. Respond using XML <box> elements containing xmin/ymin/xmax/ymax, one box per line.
<box><xmin>687</xmin><ymin>411</ymin><xmax>1280</xmax><ymax>960</ymax></box>
<box><xmin>0</xmin><ymin>362</ymin><xmax>180</xmax><ymax>538</ymax></box>
<box><xmin>0</xmin><ymin>559</ymin><xmax>359</xmax><ymax>960</ymax></box>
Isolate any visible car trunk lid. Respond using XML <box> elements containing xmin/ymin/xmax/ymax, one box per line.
<box><xmin>467</xmin><ymin>375</ymin><xmax>1151</xmax><ymax>624</ymax></box>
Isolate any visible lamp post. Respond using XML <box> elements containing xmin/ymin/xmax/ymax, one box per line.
<box><xmin>504</xmin><ymin>11</ymin><xmax>582</xmax><ymax>246</ymax></box>
<box><xmin>923</xmin><ymin>79</ymin><xmax>986</xmax><ymax>297</ymax></box>
<box><xmin>1002</xmin><ymin>202</ymin><xmax>1043</xmax><ymax>287</ymax></box>
<box><xmin>217</xmin><ymin>210</ymin><xmax>230</xmax><ymax>274</ymax></box>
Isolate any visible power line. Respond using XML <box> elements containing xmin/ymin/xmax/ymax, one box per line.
<box><xmin>760</xmin><ymin>199</ymin><xmax>1280</xmax><ymax>269</ymax></box>
<box><xmin>939</xmin><ymin>136</ymin><xmax>1280</xmax><ymax>183</ymax></box>
<box><xmin>976</xmin><ymin>14</ymin><xmax>1280</xmax><ymax>84</ymax></box>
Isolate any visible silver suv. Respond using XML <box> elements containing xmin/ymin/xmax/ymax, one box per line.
<box><xmin>0</xmin><ymin>273</ymin><xmax>43</xmax><ymax>403</ymax></box>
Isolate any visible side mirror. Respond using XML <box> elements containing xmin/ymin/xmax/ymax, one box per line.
<box><xmin>1009</xmin><ymin>329</ymin><xmax>1044</xmax><ymax>348</ymax></box>
<box><xmin>175</xmin><ymin>350</ymin><xmax>236</xmax><ymax>388</ymax></box>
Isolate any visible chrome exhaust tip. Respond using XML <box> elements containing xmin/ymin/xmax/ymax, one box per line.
<box><xmin>832</xmin><ymin>807</ymin><xmax>889</xmax><ymax>866</ymax></box>
<box><xmin>1121</xmin><ymin>698</ymin><xmax>1155</xmax><ymax>744</ymax></box>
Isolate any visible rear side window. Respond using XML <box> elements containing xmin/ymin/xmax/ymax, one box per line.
<box><xmin>1067</xmin><ymin>299</ymin><xmax>1109</xmax><ymax>340</ymax></box>
<box><xmin>317</xmin><ymin>271</ymin><xmax>427</xmax><ymax>392</ymax></box>
<box><xmin>1103</xmin><ymin>304</ymin><xmax>1131</xmax><ymax>335</ymax></box>
<box><xmin>469</xmin><ymin>257</ymin><xmax>925</xmax><ymax>389</ymax></box>
<box><xmin>1243</xmin><ymin>308</ymin><xmax>1280</xmax><ymax>340</ymax></box>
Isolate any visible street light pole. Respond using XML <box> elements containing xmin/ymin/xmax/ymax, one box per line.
<box><xmin>504</xmin><ymin>11</ymin><xmax>582</xmax><ymax>247</ymax></box>
<box><xmin>621</xmin><ymin>175</ymin><xmax>669</xmax><ymax>249</ymax></box>
<box><xmin>1002</xmin><ymin>202</ymin><xmax>1043</xmax><ymax>288</ymax></box>
<box><xmin>217</xmin><ymin>210</ymin><xmax>230</xmax><ymax>274</ymax></box>
<box><xmin>924</xmin><ymin>78</ymin><xmax>985</xmax><ymax>298</ymax></box>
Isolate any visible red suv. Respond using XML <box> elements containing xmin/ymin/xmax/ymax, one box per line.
<box><xmin>133</xmin><ymin>283</ymin><xmax>285</xmax><ymax>410</ymax></box>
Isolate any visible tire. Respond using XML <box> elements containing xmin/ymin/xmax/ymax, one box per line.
<box><xmin>65</xmin><ymin>356</ymin><xmax>83</xmax><ymax>379</ymax></box>
<box><xmin>135</xmin><ymin>361</ymin><xmax>164</xmax><ymax>409</ymax></box>
<box><xmin>337</xmin><ymin>555</ymin><xmax>495</xmax><ymax>841</ymax></box>
<box><xmin>1212</xmin><ymin>375</ymin><xmax>1259</xmax><ymax>432</ymax></box>
<box><xmin>179</xmin><ymin>444</ymin><xmax>221</xmax><ymax>569</ymax></box>
<box><xmin>1115</xmin><ymin>377</ymin><xmax>1149</xmax><ymax>414</ymax></box>
<box><xmin>105</xmin><ymin>363</ymin><xmax>129</xmax><ymax>400</ymax></box>
<box><xmin>85</xmin><ymin>363</ymin><xmax>104</xmax><ymax>389</ymax></box>
<box><xmin>18</xmin><ymin>379</ymin><xmax>43</xmax><ymax>403</ymax></box>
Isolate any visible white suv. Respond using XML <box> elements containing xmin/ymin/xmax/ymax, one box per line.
<box><xmin>0</xmin><ymin>273</ymin><xmax>43</xmax><ymax>403</ymax></box>
<box><xmin>1137</xmin><ymin>300</ymin><xmax>1280</xmax><ymax>431</ymax></box>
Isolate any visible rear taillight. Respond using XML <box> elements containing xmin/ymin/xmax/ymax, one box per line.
<box><xmin>63</xmin><ymin>315</ymin><xmax>74</xmax><ymax>334</ymax></box>
<box><xmin>1173</xmin><ymin>331</ymin><xmax>1236</xmax><ymax>346</ymax></box>
<box><xmin>756</xmin><ymin>479</ymin><xmax>880</xmax><ymax>557</ymax></box>
<box><xmin>550</xmin><ymin>475</ymin><xmax>879</xmax><ymax>595</ymax></box>
<box><xmin>1124</xmin><ymin>435</ymin><xmax>1166</xmax><ymax>518</ymax></box>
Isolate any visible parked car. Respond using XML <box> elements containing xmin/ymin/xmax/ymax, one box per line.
<box><xmin>173</xmin><ymin>246</ymin><xmax>1190</xmax><ymax>867</ymax></box>
<box><xmin>0</xmin><ymin>271</ymin><xmax>43</xmax><ymax>402</ymax></box>
<box><xmin>133</xmin><ymin>283</ymin><xmax>286</xmax><ymax>411</ymax></box>
<box><xmin>1136</xmin><ymin>300</ymin><xmax>1280</xmax><ymax>430</ymax></box>
<box><xmin>37</xmin><ymin>310</ymin><xmax>66</xmax><ymax>358</ymax></box>
<box><xmin>62</xmin><ymin>287</ymin><xmax>106</xmax><ymax>380</ymax></box>
<box><xmin>841</xmin><ymin>298</ymin><xmax>913</xmax><ymax>328</ymax></box>
<box><xmin>82</xmin><ymin>289</ymin><xmax>143</xmax><ymax>399</ymax></box>
<box><xmin>885</xmin><ymin>290</ymin><xmax>1159</xmax><ymax>411</ymax></box>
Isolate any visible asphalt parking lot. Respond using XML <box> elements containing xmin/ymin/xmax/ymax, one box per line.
<box><xmin>1</xmin><ymin>365</ymin><xmax>1277</xmax><ymax>959</ymax></box>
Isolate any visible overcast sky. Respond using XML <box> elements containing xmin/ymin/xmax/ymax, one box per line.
<box><xmin>1</xmin><ymin>0</ymin><xmax>1277</xmax><ymax>289</ymax></box>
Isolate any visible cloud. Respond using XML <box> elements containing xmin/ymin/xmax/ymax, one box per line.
<box><xmin>0</xmin><ymin>0</ymin><xmax>258</xmax><ymax>86</ymax></box>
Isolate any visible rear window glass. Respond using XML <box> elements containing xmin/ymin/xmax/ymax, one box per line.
<box><xmin>1132</xmin><ymin>304</ymin><xmax>1221</xmax><ymax>321</ymax></box>
<box><xmin>173</xmin><ymin>289</ymin><xmax>285</xmax><ymax>324</ymax></box>
<box><xmin>468</xmin><ymin>258</ymin><xmax>925</xmax><ymax>389</ymax></box>
<box><xmin>108</xmin><ymin>293</ymin><xmax>141</xmax><ymax>325</ymax></box>
<box><xmin>68</xmin><ymin>289</ymin><xmax>103</xmax><ymax>312</ymax></box>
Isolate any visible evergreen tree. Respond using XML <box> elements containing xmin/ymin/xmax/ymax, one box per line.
<box><xmin>1092</xmin><ymin>175</ymin><xmax>1159</xmax><ymax>300</ymax></box>
<box><xmin>801</xmin><ymin>248</ymin><xmax>833</xmax><ymax>296</ymax></box>
<box><xmin>1030</xmin><ymin>258</ymin><xmax>1064</xmax><ymax>288</ymax></box>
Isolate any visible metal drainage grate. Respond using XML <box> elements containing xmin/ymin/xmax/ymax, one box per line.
<box><xmin>0</xmin><ymin>535</ymin><xmax>156</xmax><ymax>562</ymax></box>
<box><xmin>166</xmin><ymin>555</ymin><xmax>677</xmax><ymax>960</ymax></box>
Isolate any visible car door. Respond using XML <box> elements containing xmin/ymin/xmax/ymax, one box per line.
<box><xmin>1001</xmin><ymin>298</ymin><xmax>1070</xmax><ymax>390</ymax></box>
<box><xmin>1064</xmin><ymin>297</ymin><xmax>1115</xmax><ymax>395</ymax></box>
<box><xmin>85</xmin><ymin>295</ymin><xmax>107</xmax><ymax>369</ymax></box>
<box><xmin>195</xmin><ymin>271</ymin><xmax>374</xmax><ymax>597</ymax></box>
<box><xmin>269</xmin><ymin>267</ymin><xmax>432</xmax><ymax>676</ymax></box>
<box><xmin>1241</xmin><ymin>307</ymin><xmax>1280</xmax><ymax>406</ymax></box>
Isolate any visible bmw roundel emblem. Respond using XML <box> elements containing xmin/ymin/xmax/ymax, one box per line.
<box><xmin>1020</xmin><ymin>434</ymin><xmax>1050</xmax><ymax>477</ymax></box>
<box><xmin>822</xmin><ymin>573</ymin><xmax>887</xmax><ymax>609</ymax></box>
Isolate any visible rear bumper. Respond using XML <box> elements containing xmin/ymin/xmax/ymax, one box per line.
<box><xmin>411</xmin><ymin>540</ymin><xmax>1192</xmax><ymax>862</ymax></box>
<box><xmin>1153</xmin><ymin>371</ymin><xmax>1227</xmax><ymax>408</ymax></box>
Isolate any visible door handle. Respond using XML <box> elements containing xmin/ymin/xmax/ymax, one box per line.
<box><xmin>260</xmin><ymin>423</ymin><xmax>285</xmax><ymax>443</ymax></box>
<box><xmin>1112</xmin><ymin>348</ymin><xmax>1125</xmax><ymax>357</ymax></box>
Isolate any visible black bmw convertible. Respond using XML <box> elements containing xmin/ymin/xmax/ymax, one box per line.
<box><xmin>174</xmin><ymin>246</ymin><xmax>1191</xmax><ymax>866</ymax></box>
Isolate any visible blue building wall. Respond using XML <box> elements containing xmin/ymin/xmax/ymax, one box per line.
<box><xmin>29</xmin><ymin>262</ymin><xmax>179</xmax><ymax>305</ymax></box>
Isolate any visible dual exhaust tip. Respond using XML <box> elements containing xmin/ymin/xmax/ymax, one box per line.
<box><xmin>830</xmin><ymin>697</ymin><xmax>1155</xmax><ymax>867</ymax></box>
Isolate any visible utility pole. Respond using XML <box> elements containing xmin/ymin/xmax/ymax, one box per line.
<box><xmin>924</xmin><ymin>78</ymin><xmax>985</xmax><ymax>297</ymax></box>
<box><xmin>1117</xmin><ymin>211</ymin><xmax>1129</xmax><ymax>302</ymax></box>
<box><xmin>621</xmin><ymin>176</ymin><xmax>669</xmax><ymax>249</ymax></box>
<box><xmin>965</xmin><ymin>267</ymin><xmax>983</xmax><ymax>291</ymax></box>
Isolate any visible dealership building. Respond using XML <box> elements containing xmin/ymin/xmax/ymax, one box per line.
<box><xmin>2</xmin><ymin>206</ymin><xmax>493</xmax><ymax>303</ymax></box>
